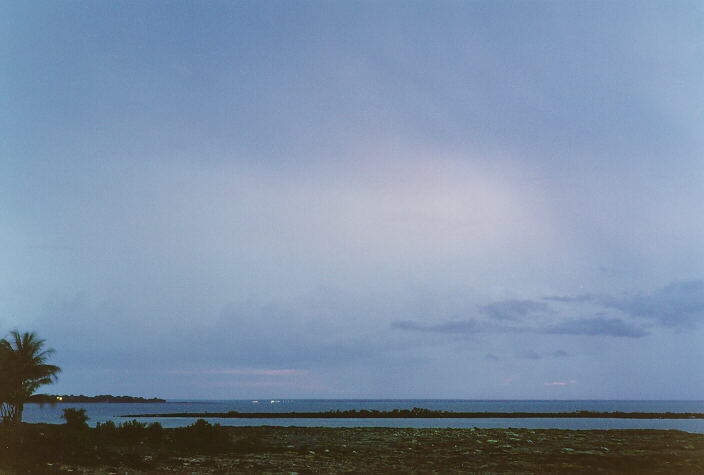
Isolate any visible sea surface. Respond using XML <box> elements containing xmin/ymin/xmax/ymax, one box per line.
<box><xmin>23</xmin><ymin>400</ymin><xmax>704</xmax><ymax>433</ymax></box>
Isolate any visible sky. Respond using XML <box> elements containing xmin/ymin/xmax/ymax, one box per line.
<box><xmin>2</xmin><ymin>1</ymin><xmax>703</xmax><ymax>399</ymax></box>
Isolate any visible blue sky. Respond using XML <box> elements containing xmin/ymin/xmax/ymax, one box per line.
<box><xmin>2</xmin><ymin>1</ymin><xmax>703</xmax><ymax>399</ymax></box>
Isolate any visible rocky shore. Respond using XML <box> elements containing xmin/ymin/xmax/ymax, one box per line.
<box><xmin>48</xmin><ymin>426</ymin><xmax>704</xmax><ymax>473</ymax></box>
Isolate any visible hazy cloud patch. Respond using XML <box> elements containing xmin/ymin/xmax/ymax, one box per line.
<box><xmin>600</xmin><ymin>280</ymin><xmax>704</xmax><ymax>328</ymax></box>
<box><xmin>480</xmin><ymin>299</ymin><xmax>550</xmax><ymax>321</ymax></box>
<box><xmin>543</xmin><ymin>295</ymin><xmax>593</xmax><ymax>303</ymax></box>
<box><xmin>200</xmin><ymin>301</ymin><xmax>384</xmax><ymax>368</ymax></box>
<box><xmin>542</xmin><ymin>281</ymin><xmax>704</xmax><ymax>330</ymax></box>
<box><xmin>515</xmin><ymin>349</ymin><xmax>571</xmax><ymax>360</ymax></box>
<box><xmin>165</xmin><ymin>368</ymin><xmax>309</xmax><ymax>376</ymax></box>
<box><xmin>391</xmin><ymin>319</ymin><xmax>487</xmax><ymax>333</ymax></box>
<box><xmin>391</xmin><ymin>280</ymin><xmax>704</xmax><ymax>340</ymax></box>
<box><xmin>34</xmin><ymin>292</ymin><xmax>383</xmax><ymax>373</ymax></box>
<box><xmin>516</xmin><ymin>350</ymin><xmax>542</xmax><ymax>360</ymax></box>
<box><xmin>544</xmin><ymin>317</ymin><xmax>648</xmax><ymax>338</ymax></box>
<box><xmin>545</xmin><ymin>380</ymin><xmax>576</xmax><ymax>387</ymax></box>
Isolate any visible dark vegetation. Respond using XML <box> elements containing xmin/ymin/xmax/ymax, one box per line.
<box><xmin>49</xmin><ymin>394</ymin><xmax>166</xmax><ymax>403</ymax></box>
<box><xmin>3</xmin><ymin>422</ymin><xmax>704</xmax><ymax>473</ymax></box>
<box><xmin>123</xmin><ymin>407</ymin><xmax>704</xmax><ymax>419</ymax></box>
<box><xmin>0</xmin><ymin>331</ymin><xmax>60</xmax><ymax>425</ymax></box>
<box><xmin>0</xmin><ymin>409</ymin><xmax>249</xmax><ymax>472</ymax></box>
<box><xmin>62</xmin><ymin>407</ymin><xmax>89</xmax><ymax>427</ymax></box>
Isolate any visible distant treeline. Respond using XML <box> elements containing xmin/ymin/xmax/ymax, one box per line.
<box><xmin>122</xmin><ymin>407</ymin><xmax>704</xmax><ymax>419</ymax></box>
<box><xmin>48</xmin><ymin>394</ymin><xmax>166</xmax><ymax>403</ymax></box>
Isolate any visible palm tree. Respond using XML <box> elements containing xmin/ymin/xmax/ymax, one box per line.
<box><xmin>0</xmin><ymin>331</ymin><xmax>61</xmax><ymax>424</ymax></box>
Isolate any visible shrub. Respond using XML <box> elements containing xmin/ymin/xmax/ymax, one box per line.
<box><xmin>95</xmin><ymin>419</ymin><xmax>117</xmax><ymax>432</ymax></box>
<box><xmin>62</xmin><ymin>408</ymin><xmax>89</xmax><ymax>428</ymax></box>
<box><xmin>169</xmin><ymin>419</ymin><xmax>232</xmax><ymax>453</ymax></box>
<box><xmin>146</xmin><ymin>421</ymin><xmax>164</xmax><ymax>443</ymax></box>
<box><xmin>118</xmin><ymin>419</ymin><xmax>147</xmax><ymax>442</ymax></box>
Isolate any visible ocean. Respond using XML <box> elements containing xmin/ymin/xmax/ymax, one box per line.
<box><xmin>23</xmin><ymin>400</ymin><xmax>704</xmax><ymax>433</ymax></box>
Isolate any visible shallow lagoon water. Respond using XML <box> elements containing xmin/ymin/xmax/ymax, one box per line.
<box><xmin>23</xmin><ymin>399</ymin><xmax>704</xmax><ymax>433</ymax></box>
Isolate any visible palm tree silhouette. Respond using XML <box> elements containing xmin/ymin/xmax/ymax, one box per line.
<box><xmin>0</xmin><ymin>331</ymin><xmax>61</xmax><ymax>424</ymax></box>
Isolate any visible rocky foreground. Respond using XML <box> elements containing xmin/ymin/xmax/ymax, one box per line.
<box><xmin>51</xmin><ymin>426</ymin><xmax>704</xmax><ymax>473</ymax></box>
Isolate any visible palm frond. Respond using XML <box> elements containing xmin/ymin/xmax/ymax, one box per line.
<box><xmin>0</xmin><ymin>330</ymin><xmax>61</xmax><ymax>425</ymax></box>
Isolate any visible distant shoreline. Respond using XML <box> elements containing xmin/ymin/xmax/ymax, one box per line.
<box><xmin>120</xmin><ymin>408</ymin><xmax>704</xmax><ymax>419</ymax></box>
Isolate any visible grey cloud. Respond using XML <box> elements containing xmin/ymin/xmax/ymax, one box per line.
<box><xmin>480</xmin><ymin>299</ymin><xmax>550</xmax><ymax>321</ymax></box>
<box><xmin>192</xmin><ymin>299</ymin><xmax>387</xmax><ymax>368</ymax></box>
<box><xmin>392</xmin><ymin>280</ymin><xmax>703</xmax><ymax>340</ymax></box>
<box><xmin>485</xmin><ymin>353</ymin><xmax>499</xmax><ymax>361</ymax></box>
<box><xmin>544</xmin><ymin>317</ymin><xmax>648</xmax><ymax>338</ymax></box>
<box><xmin>389</xmin><ymin>299</ymin><xmax>551</xmax><ymax>334</ymax></box>
<box><xmin>391</xmin><ymin>313</ymin><xmax>646</xmax><ymax>339</ymax></box>
<box><xmin>601</xmin><ymin>280</ymin><xmax>704</xmax><ymax>328</ymax></box>
<box><xmin>391</xmin><ymin>319</ymin><xmax>486</xmax><ymax>333</ymax></box>
<box><xmin>543</xmin><ymin>295</ymin><xmax>594</xmax><ymax>303</ymax></box>
<box><xmin>516</xmin><ymin>350</ymin><xmax>542</xmax><ymax>360</ymax></box>
<box><xmin>35</xmin><ymin>293</ymin><xmax>382</xmax><ymax>372</ymax></box>
<box><xmin>515</xmin><ymin>350</ymin><xmax>571</xmax><ymax>360</ymax></box>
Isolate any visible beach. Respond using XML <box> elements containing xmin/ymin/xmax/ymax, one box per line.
<box><xmin>28</xmin><ymin>426</ymin><xmax>704</xmax><ymax>473</ymax></box>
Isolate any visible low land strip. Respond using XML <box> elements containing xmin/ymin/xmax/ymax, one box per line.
<box><xmin>121</xmin><ymin>407</ymin><xmax>704</xmax><ymax>419</ymax></box>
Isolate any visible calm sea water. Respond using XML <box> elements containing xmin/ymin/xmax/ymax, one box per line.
<box><xmin>23</xmin><ymin>400</ymin><xmax>704</xmax><ymax>433</ymax></box>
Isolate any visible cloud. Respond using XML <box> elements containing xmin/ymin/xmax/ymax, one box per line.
<box><xmin>209</xmin><ymin>381</ymin><xmax>335</xmax><ymax>392</ymax></box>
<box><xmin>390</xmin><ymin>298</ymin><xmax>553</xmax><ymax>334</ymax></box>
<box><xmin>545</xmin><ymin>380</ymin><xmax>576</xmax><ymax>387</ymax></box>
<box><xmin>392</xmin><ymin>311</ymin><xmax>648</xmax><ymax>339</ymax></box>
<box><xmin>166</xmin><ymin>368</ymin><xmax>309</xmax><ymax>376</ymax></box>
<box><xmin>516</xmin><ymin>350</ymin><xmax>542</xmax><ymax>360</ymax></box>
<box><xmin>542</xmin><ymin>281</ymin><xmax>704</xmax><ymax>330</ymax></box>
<box><xmin>544</xmin><ymin>317</ymin><xmax>648</xmax><ymax>338</ymax></box>
<box><xmin>601</xmin><ymin>280</ymin><xmax>704</xmax><ymax>328</ymax></box>
<box><xmin>542</xmin><ymin>295</ymin><xmax>593</xmax><ymax>303</ymax></box>
<box><xmin>480</xmin><ymin>299</ymin><xmax>550</xmax><ymax>321</ymax></box>
<box><xmin>34</xmin><ymin>292</ymin><xmax>382</xmax><ymax>373</ymax></box>
<box><xmin>390</xmin><ymin>279</ymin><xmax>704</xmax><ymax>340</ymax></box>
<box><xmin>390</xmin><ymin>319</ymin><xmax>487</xmax><ymax>333</ymax></box>
<box><xmin>515</xmin><ymin>350</ymin><xmax>571</xmax><ymax>360</ymax></box>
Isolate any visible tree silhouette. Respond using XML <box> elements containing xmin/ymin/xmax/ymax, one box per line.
<box><xmin>62</xmin><ymin>407</ymin><xmax>89</xmax><ymax>428</ymax></box>
<box><xmin>0</xmin><ymin>331</ymin><xmax>61</xmax><ymax>424</ymax></box>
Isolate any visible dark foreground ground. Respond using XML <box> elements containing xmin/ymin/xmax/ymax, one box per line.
<box><xmin>3</xmin><ymin>424</ymin><xmax>704</xmax><ymax>473</ymax></box>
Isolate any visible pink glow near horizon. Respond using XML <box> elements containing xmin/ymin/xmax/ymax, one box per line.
<box><xmin>545</xmin><ymin>380</ymin><xmax>577</xmax><ymax>387</ymax></box>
